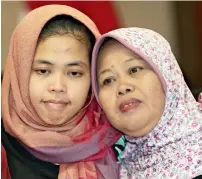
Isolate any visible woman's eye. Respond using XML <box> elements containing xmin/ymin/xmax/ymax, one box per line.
<box><xmin>68</xmin><ymin>72</ymin><xmax>82</xmax><ymax>77</ymax></box>
<box><xmin>36</xmin><ymin>69</ymin><xmax>50</xmax><ymax>75</ymax></box>
<box><xmin>129</xmin><ymin>67</ymin><xmax>143</xmax><ymax>75</ymax></box>
<box><xmin>103</xmin><ymin>78</ymin><xmax>115</xmax><ymax>86</ymax></box>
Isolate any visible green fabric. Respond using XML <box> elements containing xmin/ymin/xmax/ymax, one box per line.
<box><xmin>113</xmin><ymin>135</ymin><xmax>126</xmax><ymax>161</ymax></box>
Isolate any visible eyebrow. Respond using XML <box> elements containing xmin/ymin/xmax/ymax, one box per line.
<box><xmin>67</xmin><ymin>62</ymin><xmax>88</xmax><ymax>68</ymax></box>
<box><xmin>34</xmin><ymin>59</ymin><xmax>53</xmax><ymax>65</ymax></box>
<box><xmin>34</xmin><ymin>59</ymin><xmax>88</xmax><ymax>68</ymax></box>
<box><xmin>124</xmin><ymin>57</ymin><xmax>141</xmax><ymax>63</ymax></box>
<box><xmin>98</xmin><ymin>57</ymin><xmax>142</xmax><ymax>77</ymax></box>
<box><xmin>98</xmin><ymin>69</ymin><xmax>113</xmax><ymax>78</ymax></box>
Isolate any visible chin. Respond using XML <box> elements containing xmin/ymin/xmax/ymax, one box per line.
<box><xmin>123</xmin><ymin>127</ymin><xmax>148</xmax><ymax>137</ymax></box>
<box><xmin>42</xmin><ymin>116</ymin><xmax>66</xmax><ymax>126</ymax></box>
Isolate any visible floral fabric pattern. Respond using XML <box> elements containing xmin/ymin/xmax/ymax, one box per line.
<box><xmin>92</xmin><ymin>27</ymin><xmax>202</xmax><ymax>179</ymax></box>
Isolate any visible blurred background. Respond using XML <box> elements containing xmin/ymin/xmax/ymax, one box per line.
<box><xmin>1</xmin><ymin>1</ymin><xmax>202</xmax><ymax>89</ymax></box>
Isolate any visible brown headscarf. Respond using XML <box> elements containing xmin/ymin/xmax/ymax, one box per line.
<box><xmin>2</xmin><ymin>5</ymin><xmax>121</xmax><ymax>179</ymax></box>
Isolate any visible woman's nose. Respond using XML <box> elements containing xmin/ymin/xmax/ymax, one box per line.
<box><xmin>48</xmin><ymin>74</ymin><xmax>67</xmax><ymax>93</ymax></box>
<box><xmin>117</xmin><ymin>84</ymin><xmax>135</xmax><ymax>96</ymax></box>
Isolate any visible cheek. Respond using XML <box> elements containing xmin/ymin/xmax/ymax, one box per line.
<box><xmin>70</xmin><ymin>77</ymin><xmax>90</xmax><ymax>99</ymax></box>
<box><xmin>29</xmin><ymin>78</ymin><xmax>38</xmax><ymax>100</ymax></box>
<box><xmin>145</xmin><ymin>78</ymin><xmax>165</xmax><ymax>111</ymax></box>
<box><xmin>99</xmin><ymin>90</ymin><xmax>115</xmax><ymax>114</ymax></box>
<box><xmin>29</xmin><ymin>77</ymin><xmax>46</xmax><ymax>102</ymax></box>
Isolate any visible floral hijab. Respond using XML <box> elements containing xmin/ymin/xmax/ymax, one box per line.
<box><xmin>92</xmin><ymin>27</ymin><xmax>202</xmax><ymax>178</ymax></box>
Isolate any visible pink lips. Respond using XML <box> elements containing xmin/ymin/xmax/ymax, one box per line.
<box><xmin>119</xmin><ymin>98</ymin><xmax>141</xmax><ymax>113</ymax></box>
<box><xmin>43</xmin><ymin>100</ymin><xmax>69</xmax><ymax>110</ymax></box>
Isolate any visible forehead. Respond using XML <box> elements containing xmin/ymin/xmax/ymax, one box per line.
<box><xmin>99</xmin><ymin>39</ymin><xmax>128</xmax><ymax>56</ymax></box>
<box><xmin>33</xmin><ymin>35</ymin><xmax>90</xmax><ymax>66</ymax></box>
<box><xmin>97</xmin><ymin>39</ymin><xmax>144</xmax><ymax>68</ymax></box>
<box><xmin>35</xmin><ymin>35</ymin><xmax>89</xmax><ymax>58</ymax></box>
<box><xmin>37</xmin><ymin>35</ymin><xmax>86</xmax><ymax>50</ymax></box>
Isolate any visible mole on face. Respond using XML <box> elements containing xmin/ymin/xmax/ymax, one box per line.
<box><xmin>111</xmin><ymin>65</ymin><xmax>114</xmax><ymax>68</ymax></box>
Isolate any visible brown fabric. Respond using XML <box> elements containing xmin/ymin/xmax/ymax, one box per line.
<box><xmin>2</xmin><ymin>5</ymin><xmax>121</xmax><ymax>179</ymax></box>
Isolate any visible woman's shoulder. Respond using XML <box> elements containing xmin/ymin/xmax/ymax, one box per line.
<box><xmin>1</xmin><ymin>120</ymin><xmax>59</xmax><ymax>179</ymax></box>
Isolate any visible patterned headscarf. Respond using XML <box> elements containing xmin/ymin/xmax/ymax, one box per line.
<box><xmin>92</xmin><ymin>27</ymin><xmax>202</xmax><ymax>178</ymax></box>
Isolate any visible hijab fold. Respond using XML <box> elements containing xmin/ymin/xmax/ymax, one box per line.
<box><xmin>92</xmin><ymin>27</ymin><xmax>202</xmax><ymax>179</ymax></box>
<box><xmin>2</xmin><ymin>5</ymin><xmax>121</xmax><ymax>179</ymax></box>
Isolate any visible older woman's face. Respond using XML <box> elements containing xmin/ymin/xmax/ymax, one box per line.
<box><xmin>97</xmin><ymin>40</ymin><xmax>165</xmax><ymax>137</ymax></box>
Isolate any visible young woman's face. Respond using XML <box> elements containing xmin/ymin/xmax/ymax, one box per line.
<box><xmin>29</xmin><ymin>35</ymin><xmax>90</xmax><ymax>125</ymax></box>
<box><xmin>97</xmin><ymin>40</ymin><xmax>165</xmax><ymax>137</ymax></box>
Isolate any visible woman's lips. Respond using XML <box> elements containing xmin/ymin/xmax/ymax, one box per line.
<box><xmin>119</xmin><ymin>98</ymin><xmax>141</xmax><ymax>113</ymax></box>
<box><xmin>43</xmin><ymin>100</ymin><xmax>69</xmax><ymax>110</ymax></box>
